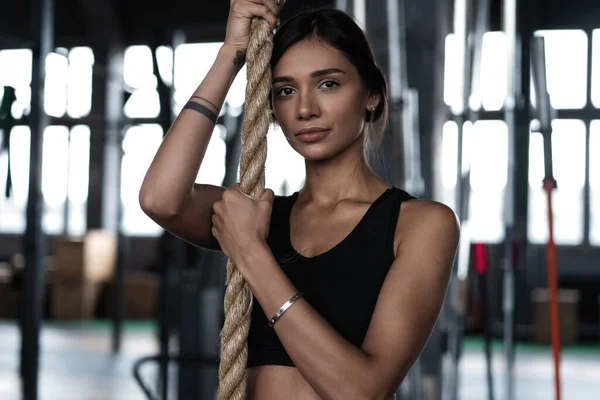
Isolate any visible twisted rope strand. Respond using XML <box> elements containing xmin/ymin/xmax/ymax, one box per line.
<box><xmin>218</xmin><ymin>17</ymin><xmax>272</xmax><ymax>400</ymax></box>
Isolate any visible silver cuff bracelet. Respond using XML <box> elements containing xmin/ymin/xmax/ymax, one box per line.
<box><xmin>268</xmin><ymin>292</ymin><xmax>304</xmax><ymax>328</ymax></box>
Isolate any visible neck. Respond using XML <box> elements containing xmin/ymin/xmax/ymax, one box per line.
<box><xmin>300</xmin><ymin>138</ymin><xmax>388</xmax><ymax>204</ymax></box>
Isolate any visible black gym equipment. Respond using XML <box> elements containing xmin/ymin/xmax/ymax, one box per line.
<box><xmin>0</xmin><ymin>86</ymin><xmax>16</xmax><ymax>199</ymax></box>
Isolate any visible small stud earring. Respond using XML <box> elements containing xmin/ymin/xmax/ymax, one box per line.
<box><xmin>369</xmin><ymin>105</ymin><xmax>375</xmax><ymax>111</ymax></box>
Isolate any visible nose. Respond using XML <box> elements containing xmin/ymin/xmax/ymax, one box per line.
<box><xmin>296</xmin><ymin>91</ymin><xmax>320</xmax><ymax>121</ymax></box>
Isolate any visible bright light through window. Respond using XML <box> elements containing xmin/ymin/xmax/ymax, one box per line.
<box><xmin>528</xmin><ymin>120</ymin><xmax>586</xmax><ymax>245</ymax></box>
<box><xmin>0</xmin><ymin>126</ymin><xmax>30</xmax><ymax>232</ymax></box>
<box><xmin>42</xmin><ymin>126</ymin><xmax>69</xmax><ymax>207</ymax></box>
<box><xmin>440</xmin><ymin>121</ymin><xmax>474</xmax><ymax>214</ymax></box>
<box><xmin>470</xmin><ymin>121</ymin><xmax>508</xmax><ymax>190</ymax></box>
<box><xmin>174</xmin><ymin>42</ymin><xmax>247</xmax><ymax>112</ymax></box>
<box><xmin>124</xmin><ymin>46</ymin><xmax>156</xmax><ymax>90</ymax></box>
<box><xmin>440</xmin><ymin>120</ymin><xmax>508</xmax><ymax>242</ymax></box>
<box><xmin>156</xmin><ymin>46</ymin><xmax>173</xmax><ymax>87</ymax></box>
<box><xmin>589</xmin><ymin>121</ymin><xmax>600</xmax><ymax>244</ymax></box>
<box><xmin>0</xmin><ymin>124</ymin><xmax>89</xmax><ymax>234</ymax></box>
<box><xmin>174</xmin><ymin>43</ymin><xmax>220</xmax><ymax>112</ymax></box>
<box><xmin>444</xmin><ymin>32</ymin><xmax>508</xmax><ymax>112</ymax></box>
<box><xmin>534</xmin><ymin>30</ymin><xmax>588</xmax><ymax>109</ymax></box>
<box><xmin>591</xmin><ymin>30</ymin><xmax>600</xmax><ymax>108</ymax></box>
<box><xmin>196</xmin><ymin>125</ymin><xmax>227</xmax><ymax>186</ymax></box>
<box><xmin>266</xmin><ymin>125</ymin><xmax>305</xmax><ymax>195</ymax></box>
<box><xmin>479</xmin><ymin>32</ymin><xmax>508</xmax><ymax>111</ymax></box>
<box><xmin>123</xmin><ymin>46</ymin><xmax>160</xmax><ymax>118</ymax></box>
<box><xmin>120</xmin><ymin>124</ymin><xmax>164</xmax><ymax>236</ymax></box>
<box><xmin>124</xmin><ymin>90</ymin><xmax>160</xmax><ymax>118</ymax></box>
<box><xmin>67</xmin><ymin>125</ymin><xmax>90</xmax><ymax>236</ymax></box>
<box><xmin>442</xmin><ymin>121</ymin><xmax>458</xmax><ymax>191</ymax></box>
<box><xmin>67</xmin><ymin>47</ymin><xmax>94</xmax><ymax>118</ymax></box>
<box><xmin>467</xmin><ymin>121</ymin><xmax>507</xmax><ymax>243</ymax></box>
<box><xmin>44</xmin><ymin>52</ymin><xmax>68</xmax><ymax>118</ymax></box>
<box><xmin>0</xmin><ymin>49</ymin><xmax>32</xmax><ymax>119</ymax></box>
<box><xmin>443</xmin><ymin>34</ymin><xmax>460</xmax><ymax>111</ymax></box>
<box><xmin>42</xmin><ymin>126</ymin><xmax>70</xmax><ymax>234</ymax></box>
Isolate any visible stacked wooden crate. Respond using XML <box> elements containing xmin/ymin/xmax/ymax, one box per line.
<box><xmin>531</xmin><ymin>287</ymin><xmax>580</xmax><ymax>345</ymax></box>
<box><xmin>51</xmin><ymin>230</ymin><xmax>117</xmax><ymax>320</ymax></box>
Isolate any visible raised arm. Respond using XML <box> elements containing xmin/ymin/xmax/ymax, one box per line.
<box><xmin>139</xmin><ymin>0</ymin><xmax>280</xmax><ymax>249</ymax></box>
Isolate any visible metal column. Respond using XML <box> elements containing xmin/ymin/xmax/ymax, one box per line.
<box><xmin>85</xmin><ymin>44</ymin><xmax>127</xmax><ymax>353</ymax></box>
<box><xmin>502</xmin><ymin>0</ymin><xmax>531</xmax><ymax>398</ymax></box>
<box><xmin>20</xmin><ymin>0</ymin><xmax>53</xmax><ymax>398</ymax></box>
<box><xmin>104</xmin><ymin>46</ymin><xmax>126</xmax><ymax>354</ymax></box>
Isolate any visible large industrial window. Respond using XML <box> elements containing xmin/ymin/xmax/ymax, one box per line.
<box><xmin>443</xmin><ymin>30</ymin><xmax>592</xmax><ymax>246</ymax></box>
<box><xmin>0</xmin><ymin>125</ymin><xmax>88</xmax><ymax>235</ymax></box>
<box><xmin>0</xmin><ymin>49</ymin><xmax>91</xmax><ymax>234</ymax></box>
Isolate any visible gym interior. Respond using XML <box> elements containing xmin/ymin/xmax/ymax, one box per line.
<box><xmin>0</xmin><ymin>0</ymin><xmax>599</xmax><ymax>399</ymax></box>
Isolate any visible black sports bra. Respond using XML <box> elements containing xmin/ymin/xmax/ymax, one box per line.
<box><xmin>247</xmin><ymin>187</ymin><xmax>416</xmax><ymax>367</ymax></box>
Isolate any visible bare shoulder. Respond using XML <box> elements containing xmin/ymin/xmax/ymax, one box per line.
<box><xmin>394</xmin><ymin>199</ymin><xmax>460</xmax><ymax>254</ymax></box>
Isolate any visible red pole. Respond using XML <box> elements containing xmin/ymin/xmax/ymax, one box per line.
<box><xmin>543</xmin><ymin>178</ymin><xmax>562</xmax><ymax>400</ymax></box>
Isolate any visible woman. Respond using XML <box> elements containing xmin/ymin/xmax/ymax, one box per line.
<box><xmin>139</xmin><ymin>1</ymin><xmax>460</xmax><ymax>399</ymax></box>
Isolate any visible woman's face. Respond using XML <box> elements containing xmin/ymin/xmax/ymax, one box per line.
<box><xmin>271</xmin><ymin>39</ymin><xmax>373</xmax><ymax>161</ymax></box>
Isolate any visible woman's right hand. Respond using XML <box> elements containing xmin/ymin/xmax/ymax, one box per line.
<box><xmin>224</xmin><ymin>0</ymin><xmax>283</xmax><ymax>53</ymax></box>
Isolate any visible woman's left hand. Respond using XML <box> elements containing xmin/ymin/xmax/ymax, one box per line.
<box><xmin>212</xmin><ymin>184</ymin><xmax>275</xmax><ymax>263</ymax></box>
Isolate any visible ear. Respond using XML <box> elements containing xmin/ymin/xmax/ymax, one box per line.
<box><xmin>366</xmin><ymin>92</ymin><xmax>382</xmax><ymax>110</ymax></box>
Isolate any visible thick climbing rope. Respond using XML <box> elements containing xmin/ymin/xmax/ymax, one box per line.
<box><xmin>218</xmin><ymin>17</ymin><xmax>273</xmax><ymax>400</ymax></box>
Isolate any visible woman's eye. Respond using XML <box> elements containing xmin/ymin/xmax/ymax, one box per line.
<box><xmin>320</xmin><ymin>80</ymin><xmax>339</xmax><ymax>89</ymax></box>
<box><xmin>275</xmin><ymin>87</ymin><xmax>294</xmax><ymax>97</ymax></box>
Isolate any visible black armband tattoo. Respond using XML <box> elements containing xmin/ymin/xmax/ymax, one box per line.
<box><xmin>183</xmin><ymin>101</ymin><xmax>217</xmax><ymax>124</ymax></box>
<box><xmin>190</xmin><ymin>95</ymin><xmax>219</xmax><ymax>112</ymax></box>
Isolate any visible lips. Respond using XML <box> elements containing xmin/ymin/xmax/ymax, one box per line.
<box><xmin>294</xmin><ymin>128</ymin><xmax>331</xmax><ymax>143</ymax></box>
<box><xmin>295</xmin><ymin>127</ymin><xmax>331</xmax><ymax>136</ymax></box>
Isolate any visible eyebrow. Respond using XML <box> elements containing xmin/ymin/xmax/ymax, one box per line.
<box><xmin>272</xmin><ymin>68</ymin><xmax>346</xmax><ymax>84</ymax></box>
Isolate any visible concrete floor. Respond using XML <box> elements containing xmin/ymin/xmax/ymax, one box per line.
<box><xmin>0</xmin><ymin>321</ymin><xmax>160</xmax><ymax>400</ymax></box>
<box><xmin>454</xmin><ymin>340</ymin><xmax>600</xmax><ymax>399</ymax></box>
<box><xmin>0</xmin><ymin>321</ymin><xmax>599</xmax><ymax>400</ymax></box>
